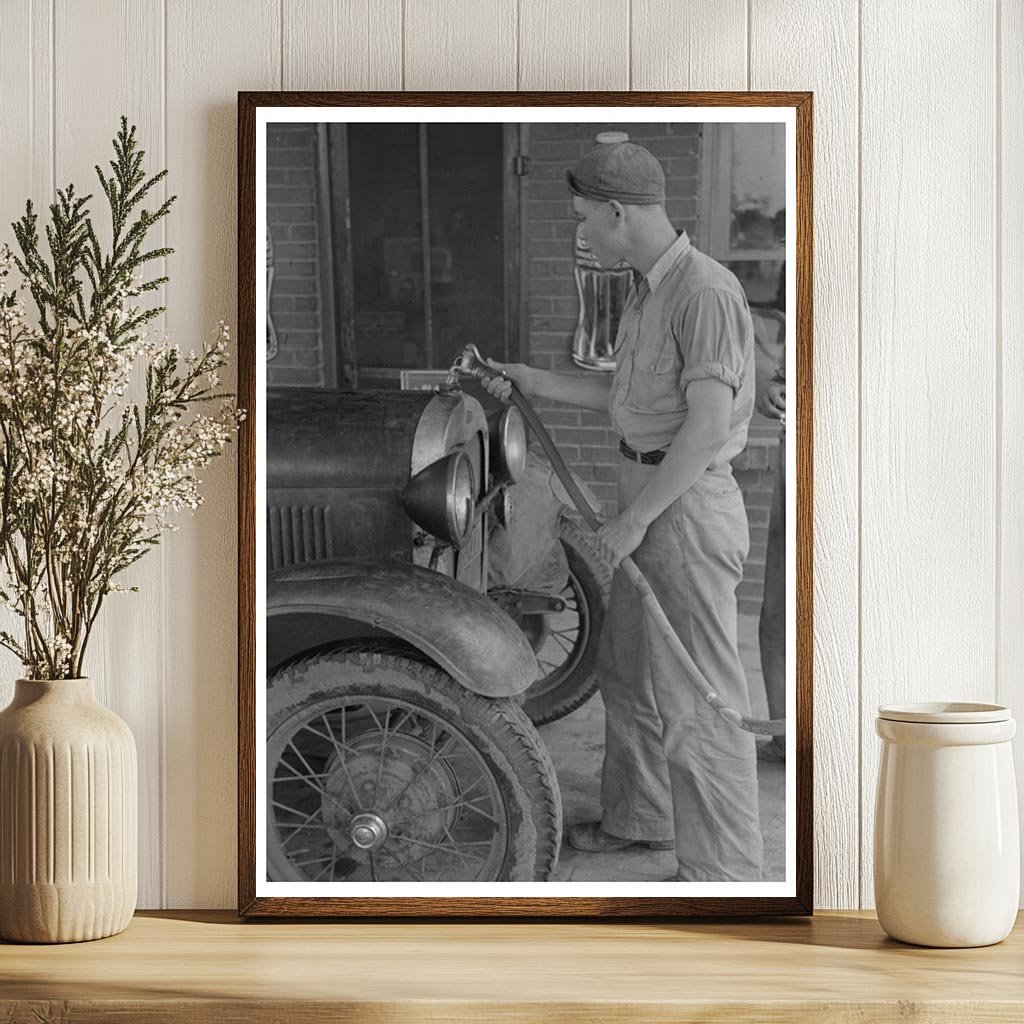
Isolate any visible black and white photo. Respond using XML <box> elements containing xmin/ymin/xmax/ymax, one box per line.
<box><xmin>238</xmin><ymin>94</ymin><xmax>812</xmax><ymax>917</ymax></box>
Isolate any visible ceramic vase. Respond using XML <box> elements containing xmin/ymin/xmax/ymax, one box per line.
<box><xmin>874</xmin><ymin>702</ymin><xmax>1019</xmax><ymax>948</ymax></box>
<box><xmin>0</xmin><ymin>678</ymin><xmax>137</xmax><ymax>943</ymax></box>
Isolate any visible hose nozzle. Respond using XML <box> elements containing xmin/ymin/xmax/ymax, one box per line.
<box><xmin>451</xmin><ymin>344</ymin><xmax>503</xmax><ymax>384</ymax></box>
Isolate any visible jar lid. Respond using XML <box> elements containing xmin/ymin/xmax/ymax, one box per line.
<box><xmin>877</xmin><ymin>701</ymin><xmax>1011</xmax><ymax>724</ymax></box>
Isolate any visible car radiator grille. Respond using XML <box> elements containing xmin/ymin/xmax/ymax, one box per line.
<box><xmin>267</xmin><ymin>505</ymin><xmax>332</xmax><ymax>569</ymax></box>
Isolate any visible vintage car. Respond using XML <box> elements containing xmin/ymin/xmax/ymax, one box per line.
<box><xmin>265</xmin><ymin>384</ymin><xmax>605</xmax><ymax>884</ymax></box>
<box><xmin>487</xmin><ymin>449</ymin><xmax>609</xmax><ymax>726</ymax></box>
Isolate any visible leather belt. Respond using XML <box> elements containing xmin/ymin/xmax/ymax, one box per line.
<box><xmin>619</xmin><ymin>439</ymin><xmax>666</xmax><ymax>465</ymax></box>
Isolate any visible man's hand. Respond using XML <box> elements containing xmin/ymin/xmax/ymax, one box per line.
<box><xmin>595</xmin><ymin>508</ymin><xmax>648</xmax><ymax>568</ymax></box>
<box><xmin>480</xmin><ymin>358</ymin><xmax>534</xmax><ymax>404</ymax></box>
<box><xmin>756</xmin><ymin>379</ymin><xmax>786</xmax><ymax>420</ymax></box>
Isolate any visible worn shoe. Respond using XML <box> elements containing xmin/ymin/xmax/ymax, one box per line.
<box><xmin>566</xmin><ymin>821</ymin><xmax>674</xmax><ymax>853</ymax></box>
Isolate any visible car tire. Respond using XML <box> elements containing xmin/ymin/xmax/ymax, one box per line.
<box><xmin>267</xmin><ymin>644</ymin><xmax>562</xmax><ymax>882</ymax></box>
<box><xmin>519</xmin><ymin>516</ymin><xmax>611</xmax><ymax>727</ymax></box>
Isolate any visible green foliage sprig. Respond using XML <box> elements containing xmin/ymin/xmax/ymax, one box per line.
<box><xmin>0</xmin><ymin>117</ymin><xmax>241</xmax><ymax>679</ymax></box>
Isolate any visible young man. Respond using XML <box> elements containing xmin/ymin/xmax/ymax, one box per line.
<box><xmin>486</xmin><ymin>140</ymin><xmax>762</xmax><ymax>881</ymax></box>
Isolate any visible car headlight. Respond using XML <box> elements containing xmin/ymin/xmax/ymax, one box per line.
<box><xmin>491</xmin><ymin>406</ymin><xmax>527</xmax><ymax>483</ymax></box>
<box><xmin>449</xmin><ymin>451</ymin><xmax>475</xmax><ymax>540</ymax></box>
<box><xmin>400</xmin><ymin>449</ymin><xmax>476</xmax><ymax>549</ymax></box>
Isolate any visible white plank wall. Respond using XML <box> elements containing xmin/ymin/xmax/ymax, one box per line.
<box><xmin>519</xmin><ymin>0</ymin><xmax>629</xmax><ymax>91</ymax></box>
<box><xmin>405</xmin><ymin>0</ymin><xmax>517</xmax><ymax>90</ymax></box>
<box><xmin>162</xmin><ymin>0</ymin><xmax>279</xmax><ymax>908</ymax></box>
<box><xmin>283</xmin><ymin>0</ymin><xmax>402</xmax><ymax>91</ymax></box>
<box><xmin>632</xmin><ymin>0</ymin><xmax>747</xmax><ymax>91</ymax></box>
<box><xmin>0</xmin><ymin>0</ymin><xmax>51</xmax><ymax>244</ymax></box>
<box><xmin>0</xmin><ymin>3</ymin><xmax>52</xmax><ymax>693</ymax></box>
<box><xmin>859</xmin><ymin>0</ymin><xmax>999</xmax><ymax>908</ymax></box>
<box><xmin>0</xmin><ymin>0</ymin><xmax>1019</xmax><ymax>910</ymax></box>
<box><xmin>53</xmin><ymin>0</ymin><xmax>168</xmax><ymax>910</ymax></box>
<box><xmin>1002</xmin><ymin>0</ymin><xmax>1024</xmax><ymax>894</ymax></box>
<box><xmin>748</xmin><ymin>0</ymin><xmax>861</xmax><ymax>912</ymax></box>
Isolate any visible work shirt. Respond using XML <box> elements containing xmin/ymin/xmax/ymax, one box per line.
<box><xmin>608</xmin><ymin>231</ymin><xmax>755</xmax><ymax>469</ymax></box>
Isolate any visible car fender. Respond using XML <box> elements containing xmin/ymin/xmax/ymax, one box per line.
<box><xmin>267</xmin><ymin>560</ymin><xmax>538</xmax><ymax>698</ymax></box>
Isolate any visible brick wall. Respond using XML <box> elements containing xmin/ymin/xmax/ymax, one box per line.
<box><xmin>266</xmin><ymin>124</ymin><xmax>325</xmax><ymax>388</ymax></box>
<box><xmin>523</xmin><ymin>123</ymin><xmax>775</xmax><ymax>617</ymax></box>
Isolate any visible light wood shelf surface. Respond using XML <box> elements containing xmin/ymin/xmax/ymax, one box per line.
<box><xmin>1</xmin><ymin>910</ymin><xmax>1023</xmax><ymax>1022</ymax></box>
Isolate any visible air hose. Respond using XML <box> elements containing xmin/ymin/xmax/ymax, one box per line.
<box><xmin>453</xmin><ymin>345</ymin><xmax>786</xmax><ymax>738</ymax></box>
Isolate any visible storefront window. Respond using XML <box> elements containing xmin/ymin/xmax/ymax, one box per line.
<box><xmin>701</xmin><ymin>124</ymin><xmax>787</xmax><ymax>437</ymax></box>
<box><xmin>726</xmin><ymin>124</ymin><xmax>786</xmax><ymax>254</ymax></box>
<box><xmin>703</xmin><ymin>121</ymin><xmax>786</xmax><ymax>310</ymax></box>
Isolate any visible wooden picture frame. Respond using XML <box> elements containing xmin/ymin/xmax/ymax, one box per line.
<box><xmin>238</xmin><ymin>91</ymin><xmax>813</xmax><ymax>917</ymax></box>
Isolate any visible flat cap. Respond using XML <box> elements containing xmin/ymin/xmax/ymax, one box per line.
<box><xmin>565</xmin><ymin>141</ymin><xmax>666</xmax><ymax>205</ymax></box>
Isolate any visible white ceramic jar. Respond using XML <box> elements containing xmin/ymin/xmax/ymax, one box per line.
<box><xmin>874</xmin><ymin>702</ymin><xmax>1019</xmax><ymax>947</ymax></box>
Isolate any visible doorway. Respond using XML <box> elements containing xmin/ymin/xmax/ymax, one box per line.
<box><xmin>325</xmin><ymin>123</ymin><xmax>522</xmax><ymax>389</ymax></box>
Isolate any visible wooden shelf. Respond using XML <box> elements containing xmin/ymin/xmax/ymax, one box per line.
<box><xmin>2</xmin><ymin>910</ymin><xmax>1022</xmax><ymax>1022</ymax></box>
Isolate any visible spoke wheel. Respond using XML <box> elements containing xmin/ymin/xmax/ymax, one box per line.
<box><xmin>268</xmin><ymin>645</ymin><xmax>561</xmax><ymax>882</ymax></box>
<box><xmin>518</xmin><ymin>517</ymin><xmax>611</xmax><ymax>726</ymax></box>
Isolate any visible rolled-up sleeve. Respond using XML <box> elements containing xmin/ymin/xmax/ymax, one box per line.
<box><xmin>676</xmin><ymin>288</ymin><xmax>751</xmax><ymax>395</ymax></box>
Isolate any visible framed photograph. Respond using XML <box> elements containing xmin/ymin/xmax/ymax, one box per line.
<box><xmin>237</xmin><ymin>91</ymin><xmax>812</xmax><ymax>917</ymax></box>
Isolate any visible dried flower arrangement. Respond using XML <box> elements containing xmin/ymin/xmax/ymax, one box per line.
<box><xmin>0</xmin><ymin>118</ymin><xmax>241</xmax><ymax>679</ymax></box>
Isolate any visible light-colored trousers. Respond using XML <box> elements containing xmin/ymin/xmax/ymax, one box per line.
<box><xmin>758</xmin><ymin>436</ymin><xmax>786</xmax><ymax>757</ymax></box>
<box><xmin>597</xmin><ymin>458</ymin><xmax>764</xmax><ymax>881</ymax></box>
